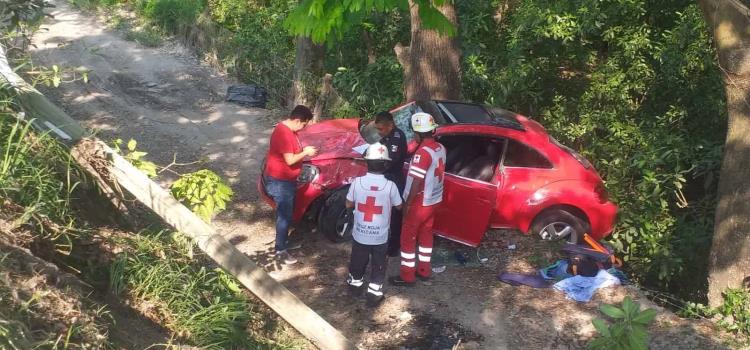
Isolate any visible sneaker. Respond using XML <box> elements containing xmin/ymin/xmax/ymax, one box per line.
<box><xmin>276</xmin><ymin>251</ymin><xmax>298</xmax><ymax>265</ymax></box>
<box><xmin>286</xmin><ymin>241</ymin><xmax>302</xmax><ymax>251</ymax></box>
<box><xmin>366</xmin><ymin>293</ymin><xmax>384</xmax><ymax>307</ymax></box>
<box><xmin>388</xmin><ymin>276</ymin><xmax>415</xmax><ymax>287</ymax></box>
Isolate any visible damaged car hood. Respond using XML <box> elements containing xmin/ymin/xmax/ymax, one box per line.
<box><xmin>297</xmin><ymin>118</ymin><xmax>369</xmax><ymax>161</ymax></box>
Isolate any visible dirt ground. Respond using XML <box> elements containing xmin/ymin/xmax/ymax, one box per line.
<box><xmin>32</xmin><ymin>1</ymin><xmax>739</xmax><ymax>349</ymax></box>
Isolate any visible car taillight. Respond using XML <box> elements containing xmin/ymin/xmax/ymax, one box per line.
<box><xmin>595</xmin><ymin>183</ymin><xmax>609</xmax><ymax>202</ymax></box>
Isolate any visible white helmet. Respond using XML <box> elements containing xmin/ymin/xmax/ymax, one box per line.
<box><xmin>411</xmin><ymin>112</ymin><xmax>438</xmax><ymax>133</ymax></box>
<box><xmin>364</xmin><ymin>142</ymin><xmax>391</xmax><ymax>161</ymax></box>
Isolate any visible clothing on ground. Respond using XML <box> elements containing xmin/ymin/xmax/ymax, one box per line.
<box><xmin>553</xmin><ymin>269</ymin><xmax>621</xmax><ymax>302</ymax></box>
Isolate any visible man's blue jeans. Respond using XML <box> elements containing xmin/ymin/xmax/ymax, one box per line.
<box><xmin>264</xmin><ymin>176</ymin><xmax>296</xmax><ymax>252</ymax></box>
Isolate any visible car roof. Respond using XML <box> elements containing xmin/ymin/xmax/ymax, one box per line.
<box><xmin>428</xmin><ymin>100</ymin><xmax>526</xmax><ymax>131</ymax></box>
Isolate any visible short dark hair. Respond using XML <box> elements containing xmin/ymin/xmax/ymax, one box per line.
<box><xmin>366</xmin><ymin>159</ymin><xmax>389</xmax><ymax>173</ymax></box>
<box><xmin>374</xmin><ymin>111</ymin><xmax>394</xmax><ymax>124</ymax></box>
<box><xmin>289</xmin><ymin>105</ymin><xmax>313</xmax><ymax>122</ymax></box>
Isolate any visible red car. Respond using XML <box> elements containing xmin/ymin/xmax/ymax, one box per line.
<box><xmin>259</xmin><ymin>100</ymin><xmax>617</xmax><ymax>246</ymax></box>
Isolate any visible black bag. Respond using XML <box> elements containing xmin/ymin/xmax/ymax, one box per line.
<box><xmin>226</xmin><ymin>84</ymin><xmax>268</xmax><ymax>108</ymax></box>
<box><xmin>561</xmin><ymin>244</ymin><xmax>613</xmax><ymax>277</ymax></box>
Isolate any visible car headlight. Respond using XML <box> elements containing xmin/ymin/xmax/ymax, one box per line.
<box><xmin>297</xmin><ymin>164</ymin><xmax>320</xmax><ymax>183</ymax></box>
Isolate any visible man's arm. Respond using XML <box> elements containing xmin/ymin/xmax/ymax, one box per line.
<box><xmin>283</xmin><ymin>150</ymin><xmax>308</xmax><ymax>166</ymax></box>
<box><xmin>346</xmin><ymin>200</ymin><xmax>354</xmax><ymax>209</ymax></box>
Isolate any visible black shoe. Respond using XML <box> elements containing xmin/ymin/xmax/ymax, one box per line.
<box><xmin>366</xmin><ymin>293</ymin><xmax>384</xmax><ymax>307</ymax></box>
<box><xmin>348</xmin><ymin>284</ymin><xmax>364</xmax><ymax>297</ymax></box>
<box><xmin>389</xmin><ymin>276</ymin><xmax>415</xmax><ymax>287</ymax></box>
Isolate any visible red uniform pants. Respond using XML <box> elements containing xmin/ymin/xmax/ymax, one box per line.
<box><xmin>400</xmin><ymin>203</ymin><xmax>436</xmax><ymax>282</ymax></box>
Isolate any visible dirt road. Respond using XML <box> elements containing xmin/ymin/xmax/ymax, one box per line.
<box><xmin>32</xmin><ymin>2</ymin><xmax>732</xmax><ymax>349</ymax></box>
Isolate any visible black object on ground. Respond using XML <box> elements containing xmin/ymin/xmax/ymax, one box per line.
<box><xmin>226</xmin><ymin>84</ymin><xmax>268</xmax><ymax>108</ymax></box>
<box><xmin>497</xmin><ymin>272</ymin><xmax>551</xmax><ymax>288</ymax></box>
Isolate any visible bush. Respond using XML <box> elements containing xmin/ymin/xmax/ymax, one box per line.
<box><xmin>140</xmin><ymin>0</ymin><xmax>206</xmax><ymax>32</ymax></box>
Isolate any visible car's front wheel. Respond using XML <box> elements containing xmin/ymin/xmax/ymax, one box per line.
<box><xmin>317</xmin><ymin>187</ymin><xmax>353</xmax><ymax>243</ymax></box>
<box><xmin>530</xmin><ymin>209</ymin><xmax>589</xmax><ymax>244</ymax></box>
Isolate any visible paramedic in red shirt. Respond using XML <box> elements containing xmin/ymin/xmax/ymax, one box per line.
<box><xmin>263</xmin><ymin>105</ymin><xmax>317</xmax><ymax>265</ymax></box>
<box><xmin>390</xmin><ymin>112</ymin><xmax>446</xmax><ymax>286</ymax></box>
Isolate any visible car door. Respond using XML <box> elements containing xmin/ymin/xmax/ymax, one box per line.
<box><xmin>433</xmin><ymin>173</ymin><xmax>498</xmax><ymax>247</ymax></box>
<box><xmin>432</xmin><ymin>130</ymin><xmax>500</xmax><ymax>247</ymax></box>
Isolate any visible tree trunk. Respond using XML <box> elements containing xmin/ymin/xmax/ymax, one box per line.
<box><xmin>289</xmin><ymin>36</ymin><xmax>324</xmax><ymax>109</ymax></box>
<box><xmin>399</xmin><ymin>0</ymin><xmax>462</xmax><ymax>101</ymax></box>
<box><xmin>362</xmin><ymin>29</ymin><xmax>377</xmax><ymax>64</ymax></box>
<box><xmin>699</xmin><ymin>0</ymin><xmax>750</xmax><ymax>307</ymax></box>
<box><xmin>312</xmin><ymin>73</ymin><xmax>335</xmax><ymax>122</ymax></box>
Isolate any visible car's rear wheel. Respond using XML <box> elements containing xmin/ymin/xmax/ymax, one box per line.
<box><xmin>530</xmin><ymin>209</ymin><xmax>589</xmax><ymax>244</ymax></box>
<box><xmin>317</xmin><ymin>187</ymin><xmax>353</xmax><ymax>243</ymax></box>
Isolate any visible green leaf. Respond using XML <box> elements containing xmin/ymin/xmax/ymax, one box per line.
<box><xmin>127</xmin><ymin>139</ymin><xmax>137</xmax><ymax>152</ymax></box>
<box><xmin>622</xmin><ymin>297</ymin><xmax>639</xmax><ymax>317</ymax></box>
<box><xmin>592</xmin><ymin>319</ymin><xmax>611</xmax><ymax>337</ymax></box>
<box><xmin>632</xmin><ymin>309</ymin><xmax>657</xmax><ymax>325</ymax></box>
<box><xmin>600</xmin><ymin>304</ymin><xmax>626</xmax><ymax>319</ymax></box>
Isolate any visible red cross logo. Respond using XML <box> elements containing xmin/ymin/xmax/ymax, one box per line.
<box><xmin>435</xmin><ymin>158</ymin><xmax>445</xmax><ymax>182</ymax></box>
<box><xmin>357</xmin><ymin>196</ymin><xmax>383</xmax><ymax>222</ymax></box>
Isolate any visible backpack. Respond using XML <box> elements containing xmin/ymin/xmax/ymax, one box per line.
<box><xmin>561</xmin><ymin>234</ymin><xmax>622</xmax><ymax>277</ymax></box>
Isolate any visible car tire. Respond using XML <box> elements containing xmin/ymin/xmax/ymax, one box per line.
<box><xmin>530</xmin><ymin>209</ymin><xmax>589</xmax><ymax>244</ymax></box>
<box><xmin>318</xmin><ymin>187</ymin><xmax>353</xmax><ymax>243</ymax></box>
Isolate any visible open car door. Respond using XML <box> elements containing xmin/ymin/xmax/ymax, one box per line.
<box><xmin>433</xmin><ymin>173</ymin><xmax>497</xmax><ymax>247</ymax></box>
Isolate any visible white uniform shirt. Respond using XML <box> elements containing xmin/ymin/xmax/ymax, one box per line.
<box><xmin>346</xmin><ymin>173</ymin><xmax>403</xmax><ymax>245</ymax></box>
<box><xmin>404</xmin><ymin>139</ymin><xmax>447</xmax><ymax>206</ymax></box>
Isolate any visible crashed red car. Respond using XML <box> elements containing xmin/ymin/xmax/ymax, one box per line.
<box><xmin>259</xmin><ymin>100</ymin><xmax>618</xmax><ymax>247</ymax></box>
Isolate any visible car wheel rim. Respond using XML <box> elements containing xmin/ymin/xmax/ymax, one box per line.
<box><xmin>539</xmin><ymin>222</ymin><xmax>573</xmax><ymax>241</ymax></box>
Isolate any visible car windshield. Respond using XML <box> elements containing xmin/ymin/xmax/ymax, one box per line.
<box><xmin>390</xmin><ymin>102</ymin><xmax>423</xmax><ymax>142</ymax></box>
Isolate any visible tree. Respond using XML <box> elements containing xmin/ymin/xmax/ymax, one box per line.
<box><xmin>699</xmin><ymin>0</ymin><xmax>750</xmax><ymax>307</ymax></box>
<box><xmin>285</xmin><ymin>0</ymin><xmax>461</xmax><ymax>101</ymax></box>
<box><xmin>289</xmin><ymin>36</ymin><xmax>325</xmax><ymax>109</ymax></box>
<box><xmin>395</xmin><ymin>0</ymin><xmax>461</xmax><ymax>100</ymax></box>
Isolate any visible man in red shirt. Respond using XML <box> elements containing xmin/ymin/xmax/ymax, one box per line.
<box><xmin>390</xmin><ymin>112</ymin><xmax>446</xmax><ymax>286</ymax></box>
<box><xmin>263</xmin><ymin>105</ymin><xmax>317</xmax><ymax>265</ymax></box>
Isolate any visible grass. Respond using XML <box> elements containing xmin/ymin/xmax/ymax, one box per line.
<box><xmin>123</xmin><ymin>26</ymin><xmax>163</xmax><ymax>47</ymax></box>
<box><xmin>110</xmin><ymin>231</ymin><xmax>301</xmax><ymax>349</ymax></box>
<box><xmin>0</xmin><ymin>250</ymin><xmax>113</xmax><ymax>349</ymax></box>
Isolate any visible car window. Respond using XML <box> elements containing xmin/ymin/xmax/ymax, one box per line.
<box><xmin>438</xmin><ymin>102</ymin><xmax>493</xmax><ymax>123</ymax></box>
<box><xmin>503</xmin><ymin>139</ymin><xmax>553</xmax><ymax>169</ymax></box>
<box><xmin>390</xmin><ymin>102</ymin><xmax>423</xmax><ymax>142</ymax></box>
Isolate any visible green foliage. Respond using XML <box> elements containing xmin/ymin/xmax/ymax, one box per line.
<box><xmin>138</xmin><ymin>0</ymin><xmax>206</xmax><ymax>32</ymax></box>
<box><xmin>589</xmin><ymin>296</ymin><xmax>657</xmax><ymax>350</ymax></box>
<box><xmin>332</xmin><ymin>56</ymin><xmax>404</xmax><ymax>117</ymax></box>
<box><xmin>683</xmin><ymin>289</ymin><xmax>750</xmax><ymax>337</ymax></box>
<box><xmin>0</xmin><ymin>0</ymin><xmax>51</xmax><ymax>32</ymax></box>
<box><xmin>715</xmin><ymin>289</ymin><xmax>750</xmax><ymax>335</ymax></box>
<box><xmin>285</xmin><ymin>0</ymin><xmax>455</xmax><ymax>44</ymax></box>
<box><xmin>111</xmin><ymin>138</ymin><xmax>158</xmax><ymax>177</ymax></box>
<box><xmin>123</xmin><ymin>24</ymin><xmax>164</xmax><ymax>47</ymax></box>
<box><xmin>110</xmin><ymin>231</ymin><xmax>295</xmax><ymax>349</ymax></box>
<box><xmin>170</xmin><ymin>169</ymin><xmax>233</xmax><ymax>222</ymax></box>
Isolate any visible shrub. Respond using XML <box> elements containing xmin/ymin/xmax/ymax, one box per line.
<box><xmin>589</xmin><ymin>296</ymin><xmax>657</xmax><ymax>350</ymax></box>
